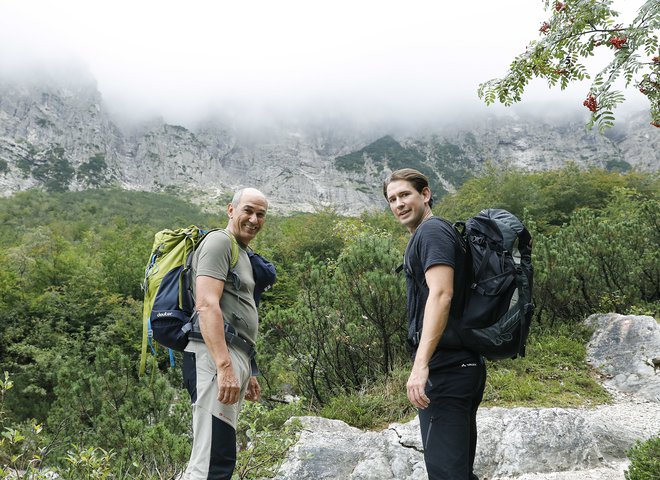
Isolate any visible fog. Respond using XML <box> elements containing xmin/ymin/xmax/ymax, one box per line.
<box><xmin>0</xmin><ymin>0</ymin><xmax>646</xmax><ymax>128</ymax></box>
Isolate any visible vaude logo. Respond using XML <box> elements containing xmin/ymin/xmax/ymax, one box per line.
<box><xmin>156</xmin><ymin>312</ymin><xmax>174</xmax><ymax>317</ymax></box>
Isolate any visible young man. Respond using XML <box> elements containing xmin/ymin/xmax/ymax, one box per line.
<box><xmin>182</xmin><ymin>187</ymin><xmax>269</xmax><ymax>480</ymax></box>
<box><xmin>384</xmin><ymin>169</ymin><xmax>486</xmax><ymax>480</ymax></box>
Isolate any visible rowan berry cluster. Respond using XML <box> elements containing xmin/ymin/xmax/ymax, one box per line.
<box><xmin>540</xmin><ymin>22</ymin><xmax>550</xmax><ymax>34</ymax></box>
<box><xmin>653</xmin><ymin>56</ymin><xmax>659</xmax><ymax>64</ymax></box>
<box><xmin>583</xmin><ymin>94</ymin><xmax>598</xmax><ymax>112</ymax></box>
<box><xmin>651</xmin><ymin>122</ymin><xmax>660</xmax><ymax>128</ymax></box>
<box><xmin>555</xmin><ymin>2</ymin><xmax>565</xmax><ymax>12</ymax></box>
<box><xmin>609</xmin><ymin>36</ymin><xmax>627</xmax><ymax>49</ymax></box>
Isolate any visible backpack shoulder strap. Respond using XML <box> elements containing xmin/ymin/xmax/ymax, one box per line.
<box><xmin>222</xmin><ymin>229</ymin><xmax>239</xmax><ymax>269</ymax></box>
<box><xmin>197</xmin><ymin>228</ymin><xmax>239</xmax><ymax>269</ymax></box>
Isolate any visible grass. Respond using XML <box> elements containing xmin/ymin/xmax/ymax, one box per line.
<box><xmin>319</xmin><ymin>327</ymin><xmax>612</xmax><ymax>430</ymax></box>
<box><xmin>483</xmin><ymin>329</ymin><xmax>611</xmax><ymax>408</ymax></box>
<box><xmin>319</xmin><ymin>367</ymin><xmax>415</xmax><ymax>430</ymax></box>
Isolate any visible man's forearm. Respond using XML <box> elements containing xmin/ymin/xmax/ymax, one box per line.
<box><xmin>199</xmin><ymin>308</ymin><xmax>232</xmax><ymax>369</ymax></box>
<box><xmin>413</xmin><ymin>290</ymin><xmax>452</xmax><ymax>368</ymax></box>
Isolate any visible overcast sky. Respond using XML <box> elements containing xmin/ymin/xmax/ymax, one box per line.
<box><xmin>0</xmin><ymin>0</ymin><xmax>646</xmax><ymax>126</ymax></box>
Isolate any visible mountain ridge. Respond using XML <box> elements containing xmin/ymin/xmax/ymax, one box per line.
<box><xmin>1</xmin><ymin>74</ymin><xmax>658</xmax><ymax>214</ymax></box>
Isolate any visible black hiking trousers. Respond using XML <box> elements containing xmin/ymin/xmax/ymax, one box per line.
<box><xmin>418</xmin><ymin>358</ymin><xmax>486</xmax><ymax>480</ymax></box>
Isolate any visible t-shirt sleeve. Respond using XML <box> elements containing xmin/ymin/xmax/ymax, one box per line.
<box><xmin>418</xmin><ymin>220</ymin><xmax>457</xmax><ymax>273</ymax></box>
<box><xmin>195</xmin><ymin>231</ymin><xmax>233</xmax><ymax>281</ymax></box>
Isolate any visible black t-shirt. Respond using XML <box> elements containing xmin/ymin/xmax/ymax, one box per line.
<box><xmin>404</xmin><ymin>216</ymin><xmax>479</xmax><ymax>369</ymax></box>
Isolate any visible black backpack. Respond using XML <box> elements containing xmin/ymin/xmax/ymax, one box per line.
<box><xmin>452</xmin><ymin>209</ymin><xmax>533</xmax><ymax>360</ymax></box>
<box><xmin>406</xmin><ymin>209</ymin><xmax>533</xmax><ymax>361</ymax></box>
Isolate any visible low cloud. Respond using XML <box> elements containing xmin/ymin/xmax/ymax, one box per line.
<box><xmin>0</xmin><ymin>0</ymin><xmax>647</xmax><ymax>128</ymax></box>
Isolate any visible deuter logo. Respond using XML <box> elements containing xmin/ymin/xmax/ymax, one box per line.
<box><xmin>156</xmin><ymin>312</ymin><xmax>173</xmax><ymax>317</ymax></box>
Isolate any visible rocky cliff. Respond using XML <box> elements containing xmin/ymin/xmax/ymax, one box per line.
<box><xmin>1</xmin><ymin>75</ymin><xmax>658</xmax><ymax>214</ymax></box>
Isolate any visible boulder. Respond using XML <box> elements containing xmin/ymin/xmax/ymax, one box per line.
<box><xmin>585</xmin><ymin>313</ymin><xmax>660</xmax><ymax>402</ymax></box>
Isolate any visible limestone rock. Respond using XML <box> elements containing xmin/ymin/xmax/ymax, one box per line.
<box><xmin>272</xmin><ymin>417</ymin><xmax>426</xmax><ymax>480</ymax></box>
<box><xmin>275</xmin><ymin>400</ymin><xmax>660</xmax><ymax>480</ymax></box>
<box><xmin>585</xmin><ymin>313</ymin><xmax>660</xmax><ymax>403</ymax></box>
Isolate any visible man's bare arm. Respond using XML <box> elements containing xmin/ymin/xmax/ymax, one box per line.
<box><xmin>196</xmin><ymin>275</ymin><xmax>241</xmax><ymax>405</ymax></box>
<box><xmin>406</xmin><ymin>264</ymin><xmax>454</xmax><ymax>409</ymax></box>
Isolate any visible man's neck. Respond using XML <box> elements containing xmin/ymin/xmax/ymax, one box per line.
<box><xmin>409</xmin><ymin>208</ymin><xmax>433</xmax><ymax>233</ymax></box>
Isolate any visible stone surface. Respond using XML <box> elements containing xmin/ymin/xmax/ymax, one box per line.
<box><xmin>272</xmin><ymin>417</ymin><xmax>426</xmax><ymax>480</ymax></box>
<box><xmin>585</xmin><ymin>313</ymin><xmax>660</xmax><ymax>403</ymax></box>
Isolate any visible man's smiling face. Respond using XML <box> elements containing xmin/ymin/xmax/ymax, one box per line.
<box><xmin>227</xmin><ymin>189</ymin><xmax>268</xmax><ymax>246</ymax></box>
<box><xmin>386</xmin><ymin>179</ymin><xmax>430</xmax><ymax>233</ymax></box>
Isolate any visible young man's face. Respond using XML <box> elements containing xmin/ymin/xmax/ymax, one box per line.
<box><xmin>386</xmin><ymin>179</ymin><xmax>430</xmax><ymax>233</ymax></box>
<box><xmin>227</xmin><ymin>190</ymin><xmax>268</xmax><ymax>246</ymax></box>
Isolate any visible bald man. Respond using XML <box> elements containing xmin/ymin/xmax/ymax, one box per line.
<box><xmin>182</xmin><ymin>188</ymin><xmax>269</xmax><ymax>480</ymax></box>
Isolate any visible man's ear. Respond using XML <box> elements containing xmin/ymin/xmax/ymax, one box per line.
<box><xmin>227</xmin><ymin>203</ymin><xmax>234</xmax><ymax>218</ymax></box>
<box><xmin>422</xmin><ymin>186</ymin><xmax>432</xmax><ymax>203</ymax></box>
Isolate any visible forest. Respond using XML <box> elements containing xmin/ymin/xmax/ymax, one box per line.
<box><xmin>0</xmin><ymin>165</ymin><xmax>658</xmax><ymax>479</ymax></box>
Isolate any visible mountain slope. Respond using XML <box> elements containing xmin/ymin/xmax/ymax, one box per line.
<box><xmin>1</xmin><ymin>75</ymin><xmax>658</xmax><ymax>214</ymax></box>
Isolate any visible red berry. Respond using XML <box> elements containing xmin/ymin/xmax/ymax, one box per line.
<box><xmin>583</xmin><ymin>94</ymin><xmax>598</xmax><ymax>112</ymax></box>
<box><xmin>651</xmin><ymin>121</ymin><xmax>660</xmax><ymax>128</ymax></box>
<box><xmin>609</xmin><ymin>37</ymin><xmax>627</xmax><ymax>49</ymax></box>
<box><xmin>555</xmin><ymin>2</ymin><xmax>565</xmax><ymax>11</ymax></box>
<box><xmin>540</xmin><ymin>22</ymin><xmax>550</xmax><ymax>34</ymax></box>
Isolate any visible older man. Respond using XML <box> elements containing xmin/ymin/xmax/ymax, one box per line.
<box><xmin>182</xmin><ymin>187</ymin><xmax>269</xmax><ymax>480</ymax></box>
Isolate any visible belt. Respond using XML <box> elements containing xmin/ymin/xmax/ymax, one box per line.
<box><xmin>190</xmin><ymin>318</ymin><xmax>259</xmax><ymax>375</ymax></box>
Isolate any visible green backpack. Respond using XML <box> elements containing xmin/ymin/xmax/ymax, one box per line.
<box><xmin>139</xmin><ymin>226</ymin><xmax>238</xmax><ymax>375</ymax></box>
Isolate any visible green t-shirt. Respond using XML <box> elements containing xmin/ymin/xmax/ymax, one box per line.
<box><xmin>192</xmin><ymin>230</ymin><xmax>258</xmax><ymax>345</ymax></box>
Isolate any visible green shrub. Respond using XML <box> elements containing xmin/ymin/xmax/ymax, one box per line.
<box><xmin>267</xmin><ymin>232</ymin><xmax>407</xmax><ymax>405</ymax></box>
<box><xmin>234</xmin><ymin>400</ymin><xmax>304</xmax><ymax>480</ymax></box>
<box><xmin>59</xmin><ymin>445</ymin><xmax>115</xmax><ymax>480</ymax></box>
<box><xmin>625</xmin><ymin>436</ymin><xmax>660</xmax><ymax>480</ymax></box>
<box><xmin>533</xmin><ymin>189</ymin><xmax>659</xmax><ymax>326</ymax></box>
<box><xmin>0</xmin><ymin>371</ymin><xmax>48</xmax><ymax>478</ymax></box>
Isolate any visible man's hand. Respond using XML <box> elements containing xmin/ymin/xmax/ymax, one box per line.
<box><xmin>217</xmin><ymin>363</ymin><xmax>241</xmax><ymax>405</ymax></box>
<box><xmin>245</xmin><ymin>376</ymin><xmax>261</xmax><ymax>401</ymax></box>
<box><xmin>407</xmin><ymin>364</ymin><xmax>430</xmax><ymax>409</ymax></box>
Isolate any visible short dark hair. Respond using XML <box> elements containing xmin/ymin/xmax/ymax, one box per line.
<box><xmin>382</xmin><ymin>168</ymin><xmax>433</xmax><ymax>208</ymax></box>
